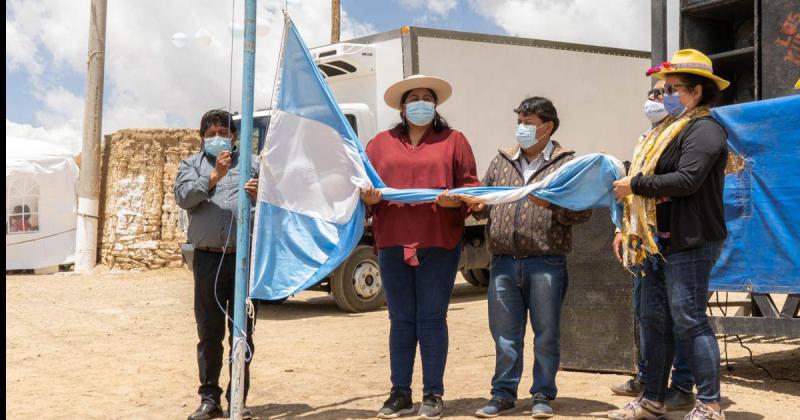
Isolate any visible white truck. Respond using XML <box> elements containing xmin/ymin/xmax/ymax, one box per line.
<box><xmin>226</xmin><ymin>26</ymin><xmax>652</xmax><ymax>312</ymax></box>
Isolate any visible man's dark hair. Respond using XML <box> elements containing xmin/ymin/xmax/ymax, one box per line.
<box><xmin>514</xmin><ymin>96</ymin><xmax>559</xmax><ymax>135</ymax></box>
<box><xmin>199</xmin><ymin>109</ymin><xmax>238</xmax><ymax>137</ymax></box>
<box><xmin>675</xmin><ymin>74</ymin><xmax>721</xmax><ymax>107</ymax></box>
<box><xmin>392</xmin><ymin>88</ymin><xmax>451</xmax><ymax>135</ymax></box>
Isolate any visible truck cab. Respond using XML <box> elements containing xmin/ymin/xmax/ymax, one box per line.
<box><xmin>232</xmin><ymin>104</ymin><xmax>377</xmax><ymax>155</ymax></box>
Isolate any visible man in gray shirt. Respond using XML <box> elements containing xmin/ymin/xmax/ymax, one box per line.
<box><xmin>175</xmin><ymin>109</ymin><xmax>259</xmax><ymax>420</ymax></box>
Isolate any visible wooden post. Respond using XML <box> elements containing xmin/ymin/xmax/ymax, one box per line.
<box><xmin>331</xmin><ymin>0</ymin><xmax>341</xmax><ymax>43</ymax></box>
<box><xmin>75</xmin><ymin>0</ymin><xmax>107</xmax><ymax>273</ymax></box>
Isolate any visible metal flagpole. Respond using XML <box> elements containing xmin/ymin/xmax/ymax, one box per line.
<box><xmin>230</xmin><ymin>0</ymin><xmax>257</xmax><ymax>418</ymax></box>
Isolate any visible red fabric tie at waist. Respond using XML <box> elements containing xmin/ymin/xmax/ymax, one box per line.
<box><xmin>403</xmin><ymin>246</ymin><xmax>420</xmax><ymax>267</ymax></box>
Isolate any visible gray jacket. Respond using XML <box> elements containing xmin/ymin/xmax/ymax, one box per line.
<box><xmin>174</xmin><ymin>150</ymin><xmax>259</xmax><ymax>249</ymax></box>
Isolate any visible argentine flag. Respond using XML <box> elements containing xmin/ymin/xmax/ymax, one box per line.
<box><xmin>250</xmin><ymin>17</ymin><xmax>382</xmax><ymax>300</ymax></box>
<box><xmin>251</xmin><ymin>17</ymin><xmax>626</xmax><ymax>301</ymax></box>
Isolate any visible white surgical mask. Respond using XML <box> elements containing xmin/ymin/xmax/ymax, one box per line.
<box><xmin>644</xmin><ymin>100</ymin><xmax>669</xmax><ymax>124</ymax></box>
<box><xmin>516</xmin><ymin>123</ymin><xmax>544</xmax><ymax>149</ymax></box>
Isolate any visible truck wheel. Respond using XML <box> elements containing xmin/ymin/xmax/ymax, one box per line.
<box><xmin>462</xmin><ymin>268</ymin><xmax>490</xmax><ymax>287</ymax></box>
<box><xmin>331</xmin><ymin>245</ymin><xmax>385</xmax><ymax>312</ymax></box>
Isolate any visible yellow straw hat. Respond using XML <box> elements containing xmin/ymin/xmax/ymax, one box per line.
<box><xmin>646</xmin><ymin>49</ymin><xmax>730</xmax><ymax>91</ymax></box>
<box><xmin>383</xmin><ymin>74</ymin><xmax>452</xmax><ymax>110</ymax></box>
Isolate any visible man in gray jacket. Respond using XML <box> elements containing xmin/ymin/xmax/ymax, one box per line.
<box><xmin>175</xmin><ymin>109</ymin><xmax>259</xmax><ymax>420</ymax></box>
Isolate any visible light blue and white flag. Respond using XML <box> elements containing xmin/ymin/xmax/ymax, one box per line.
<box><xmin>370</xmin><ymin>153</ymin><xmax>624</xmax><ymax>221</ymax></box>
<box><xmin>249</xmin><ymin>17</ymin><xmax>383</xmax><ymax>300</ymax></box>
<box><xmin>250</xmin><ymin>18</ymin><xmax>625</xmax><ymax>300</ymax></box>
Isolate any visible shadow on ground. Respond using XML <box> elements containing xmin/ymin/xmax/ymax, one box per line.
<box><xmin>250</xmin><ymin>394</ymin><xmax>382</xmax><ymax>419</ymax></box>
<box><xmin>720</xmin><ymin>344</ymin><xmax>800</xmax><ymax>397</ymax></box>
<box><xmin>256</xmin><ymin>282</ymin><xmax>487</xmax><ymax>321</ymax></box>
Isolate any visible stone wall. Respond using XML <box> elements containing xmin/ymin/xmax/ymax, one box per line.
<box><xmin>99</xmin><ymin>129</ymin><xmax>200</xmax><ymax>270</ymax></box>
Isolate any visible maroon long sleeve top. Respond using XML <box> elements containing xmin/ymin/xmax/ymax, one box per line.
<box><xmin>365</xmin><ymin>127</ymin><xmax>479</xmax><ymax>262</ymax></box>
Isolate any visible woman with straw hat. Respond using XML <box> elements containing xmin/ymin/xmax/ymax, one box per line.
<box><xmin>608</xmin><ymin>49</ymin><xmax>731</xmax><ymax>420</ymax></box>
<box><xmin>361</xmin><ymin>74</ymin><xmax>479</xmax><ymax>419</ymax></box>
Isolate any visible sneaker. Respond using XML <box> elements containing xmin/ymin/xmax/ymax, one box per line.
<box><xmin>377</xmin><ymin>392</ymin><xmax>415</xmax><ymax>419</ymax></box>
<box><xmin>418</xmin><ymin>394</ymin><xmax>444</xmax><ymax>419</ymax></box>
<box><xmin>531</xmin><ymin>393</ymin><xmax>553</xmax><ymax>419</ymax></box>
<box><xmin>665</xmin><ymin>387</ymin><xmax>695</xmax><ymax>411</ymax></box>
<box><xmin>188</xmin><ymin>401</ymin><xmax>224</xmax><ymax>420</ymax></box>
<box><xmin>684</xmin><ymin>401</ymin><xmax>725</xmax><ymax>420</ymax></box>
<box><xmin>611</xmin><ymin>378</ymin><xmax>645</xmax><ymax>397</ymax></box>
<box><xmin>608</xmin><ymin>397</ymin><xmax>667</xmax><ymax>419</ymax></box>
<box><xmin>476</xmin><ymin>397</ymin><xmax>515</xmax><ymax>418</ymax></box>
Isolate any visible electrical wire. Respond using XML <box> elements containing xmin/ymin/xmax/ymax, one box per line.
<box><xmin>711</xmin><ymin>292</ymin><xmax>799</xmax><ymax>383</ymax></box>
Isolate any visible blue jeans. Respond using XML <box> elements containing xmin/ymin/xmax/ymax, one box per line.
<box><xmin>634</xmin><ymin>269</ymin><xmax>694</xmax><ymax>393</ymax></box>
<box><xmin>641</xmin><ymin>242</ymin><xmax>723</xmax><ymax>404</ymax></box>
<box><xmin>378</xmin><ymin>246</ymin><xmax>461</xmax><ymax>396</ymax></box>
<box><xmin>487</xmin><ymin>255</ymin><xmax>568</xmax><ymax>401</ymax></box>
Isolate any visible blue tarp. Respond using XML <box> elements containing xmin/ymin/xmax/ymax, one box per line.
<box><xmin>710</xmin><ymin>95</ymin><xmax>800</xmax><ymax>293</ymax></box>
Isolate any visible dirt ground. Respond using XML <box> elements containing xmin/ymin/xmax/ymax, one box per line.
<box><xmin>6</xmin><ymin>268</ymin><xmax>799</xmax><ymax>419</ymax></box>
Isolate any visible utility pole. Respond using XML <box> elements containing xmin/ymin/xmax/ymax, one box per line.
<box><xmin>75</xmin><ymin>0</ymin><xmax>107</xmax><ymax>273</ymax></box>
<box><xmin>331</xmin><ymin>0</ymin><xmax>341</xmax><ymax>43</ymax></box>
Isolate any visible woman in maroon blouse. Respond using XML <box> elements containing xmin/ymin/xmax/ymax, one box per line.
<box><xmin>361</xmin><ymin>75</ymin><xmax>479</xmax><ymax>419</ymax></box>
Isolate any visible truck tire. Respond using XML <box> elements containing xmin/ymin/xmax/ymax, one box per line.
<box><xmin>462</xmin><ymin>268</ymin><xmax>490</xmax><ymax>287</ymax></box>
<box><xmin>331</xmin><ymin>245</ymin><xmax>385</xmax><ymax>312</ymax></box>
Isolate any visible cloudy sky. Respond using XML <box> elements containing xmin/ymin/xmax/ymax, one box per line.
<box><xmin>6</xmin><ymin>0</ymin><xmax>679</xmax><ymax>152</ymax></box>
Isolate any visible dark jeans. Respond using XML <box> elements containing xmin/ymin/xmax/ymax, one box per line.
<box><xmin>378</xmin><ymin>246</ymin><xmax>461</xmax><ymax>396</ymax></box>
<box><xmin>487</xmin><ymin>255</ymin><xmax>568</xmax><ymax>401</ymax></box>
<box><xmin>193</xmin><ymin>249</ymin><xmax>256</xmax><ymax>406</ymax></box>
<box><xmin>634</xmin><ymin>268</ymin><xmax>694</xmax><ymax>392</ymax></box>
<box><xmin>641</xmin><ymin>242</ymin><xmax>723</xmax><ymax>404</ymax></box>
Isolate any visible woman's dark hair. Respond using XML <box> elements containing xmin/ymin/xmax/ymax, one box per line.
<box><xmin>391</xmin><ymin>88</ymin><xmax>451</xmax><ymax>134</ymax></box>
<box><xmin>675</xmin><ymin>73</ymin><xmax>721</xmax><ymax>107</ymax></box>
<box><xmin>200</xmin><ymin>109</ymin><xmax>238</xmax><ymax>137</ymax></box>
<box><xmin>514</xmin><ymin>96</ymin><xmax>559</xmax><ymax>135</ymax></box>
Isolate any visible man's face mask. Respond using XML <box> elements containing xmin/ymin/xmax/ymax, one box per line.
<box><xmin>515</xmin><ymin>123</ymin><xmax>545</xmax><ymax>149</ymax></box>
<box><xmin>204</xmin><ymin>135</ymin><xmax>232</xmax><ymax>158</ymax></box>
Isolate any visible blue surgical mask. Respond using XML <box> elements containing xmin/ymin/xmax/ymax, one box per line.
<box><xmin>404</xmin><ymin>100</ymin><xmax>436</xmax><ymax>126</ymax></box>
<box><xmin>204</xmin><ymin>136</ymin><xmax>232</xmax><ymax>158</ymax></box>
<box><xmin>515</xmin><ymin>123</ymin><xmax>543</xmax><ymax>149</ymax></box>
<box><xmin>663</xmin><ymin>94</ymin><xmax>686</xmax><ymax>118</ymax></box>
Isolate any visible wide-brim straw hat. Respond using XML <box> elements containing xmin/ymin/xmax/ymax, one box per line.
<box><xmin>383</xmin><ymin>74</ymin><xmax>452</xmax><ymax>110</ymax></box>
<box><xmin>647</xmin><ymin>49</ymin><xmax>730</xmax><ymax>91</ymax></box>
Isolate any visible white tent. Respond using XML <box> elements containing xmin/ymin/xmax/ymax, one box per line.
<box><xmin>6</xmin><ymin>137</ymin><xmax>79</xmax><ymax>271</ymax></box>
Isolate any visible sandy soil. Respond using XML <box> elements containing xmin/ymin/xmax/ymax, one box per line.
<box><xmin>6</xmin><ymin>268</ymin><xmax>799</xmax><ymax>419</ymax></box>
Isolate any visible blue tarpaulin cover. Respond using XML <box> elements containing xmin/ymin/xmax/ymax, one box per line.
<box><xmin>710</xmin><ymin>95</ymin><xmax>800</xmax><ymax>293</ymax></box>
